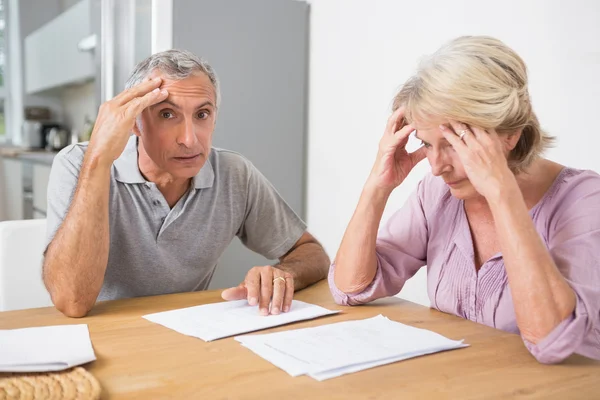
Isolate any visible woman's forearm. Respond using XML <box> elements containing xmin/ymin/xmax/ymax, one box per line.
<box><xmin>488</xmin><ymin>183</ymin><xmax>576</xmax><ymax>343</ymax></box>
<box><xmin>333</xmin><ymin>183</ymin><xmax>392</xmax><ymax>293</ymax></box>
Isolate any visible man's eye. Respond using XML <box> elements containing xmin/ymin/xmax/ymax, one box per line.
<box><xmin>197</xmin><ymin>111</ymin><xmax>209</xmax><ymax>119</ymax></box>
<box><xmin>421</xmin><ymin>140</ymin><xmax>431</xmax><ymax>148</ymax></box>
<box><xmin>161</xmin><ymin>111</ymin><xmax>173</xmax><ymax>119</ymax></box>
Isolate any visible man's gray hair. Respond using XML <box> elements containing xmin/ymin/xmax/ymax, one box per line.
<box><xmin>125</xmin><ymin>49</ymin><xmax>221</xmax><ymax>107</ymax></box>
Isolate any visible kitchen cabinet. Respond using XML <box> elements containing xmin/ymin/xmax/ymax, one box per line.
<box><xmin>33</xmin><ymin>164</ymin><xmax>52</xmax><ymax>217</ymax></box>
<box><xmin>1</xmin><ymin>159</ymin><xmax>24</xmax><ymax>221</ymax></box>
<box><xmin>33</xmin><ymin>210</ymin><xmax>47</xmax><ymax>220</ymax></box>
<box><xmin>0</xmin><ymin>156</ymin><xmax>53</xmax><ymax>221</ymax></box>
<box><xmin>24</xmin><ymin>0</ymin><xmax>94</xmax><ymax>94</ymax></box>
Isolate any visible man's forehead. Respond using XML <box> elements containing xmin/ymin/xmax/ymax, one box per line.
<box><xmin>147</xmin><ymin>70</ymin><xmax>215</xmax><ymax>99</ymax></box>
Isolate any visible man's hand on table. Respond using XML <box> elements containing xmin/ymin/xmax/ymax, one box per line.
<box><xmin>221</xmin><ymin>266</ymin><xmax>295</xmax><ymax>315</ymax></box>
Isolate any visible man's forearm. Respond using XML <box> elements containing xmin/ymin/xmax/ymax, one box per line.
<box><xmin>43</xmin><ymin>155</ymin><xmax>112</xmax><ymax>317</ymax></box>
<box><xmin>277</xmin><ymin>241</ymin><xmax>330</xmax><ymax>291</ymax></box>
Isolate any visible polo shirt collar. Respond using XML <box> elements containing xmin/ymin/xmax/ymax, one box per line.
<box><xmin>113</xmin><ymin>135</ymin><xmax>214</xmax><ymax>189</ymax></box>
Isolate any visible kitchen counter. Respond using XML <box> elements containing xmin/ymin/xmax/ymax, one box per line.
<box><xmin>0</xmin><ymin>145</ymin><xmax>56</xmax><ymax>221</ymax></box>
<box><xmin>0</xmin><ymin>146</ymin><xmax>57</xmax><ymax>166</ymax></box>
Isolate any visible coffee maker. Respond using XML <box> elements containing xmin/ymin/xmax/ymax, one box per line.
<box><xmin>19</xmin><ymin>107</ymin><xmax>61</xmax><ymax>150</ymax></box>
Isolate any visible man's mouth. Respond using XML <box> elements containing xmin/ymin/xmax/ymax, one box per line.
<box><xmin>173</xmin><ymin>154</ymin><xmax>201</xmax><ymax>162</ymax></box>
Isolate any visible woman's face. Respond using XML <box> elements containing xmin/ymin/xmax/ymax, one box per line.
<box><xmin>414</xmin><ymin>119</ymin><xmax>480</xmax><ymax>200</ymax></box>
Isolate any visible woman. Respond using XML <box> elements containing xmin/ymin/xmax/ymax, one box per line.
<box><xmin>330</xmin><ymin>36</ymin><xmax>600</xmax><ymax>364</ymax></box>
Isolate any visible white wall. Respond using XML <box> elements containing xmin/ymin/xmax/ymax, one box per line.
<box><xmin>60</xmin><ymin>81</ymin><xmax>96</xmax><ymax>134</ymax></box>
<box><xmin>59</xmin><ymin>0</ymin><xmax>81</xmax><ymax>10</ymax></box>
<box><xmin>306</xmin><ymin>0</ymin><xmax>600</xmax><ymax>306</ymax></box>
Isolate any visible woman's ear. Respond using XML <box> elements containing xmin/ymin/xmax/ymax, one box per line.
<box><xmin>502</xmin><ymin>129</ymin><xmax>522</xmax><ymax>151</ymax></box>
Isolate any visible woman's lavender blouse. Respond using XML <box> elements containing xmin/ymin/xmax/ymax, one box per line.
<box><xmin>329</xmin><ymin>168</ymin><xmax>600</xmax><ymax>364</ymax></box>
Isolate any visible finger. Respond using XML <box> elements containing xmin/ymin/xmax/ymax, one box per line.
<box><xmin>488</xmin><ymin>127</ymin><xmax>499</xmax><ymax>138</ymax></box>
<box><xmin>390</xmin><ymin>123</ymin><xmax>415</xmax><ymax>150</ymax></box>
<box><xmin>114</xmin><ymin>77</ymin><xmax>163</xmax><ymax>105</ymax></box>
<box><xmin>469</xmin><ymin>125</ymin><xmax>486</xmax><ymax>139</ymax></box>
<box><xmin>448</xmin><ymin>121</ymin><xmax>471</xmax><ymax>141</ymax></box>
<box><xmin>409</xmin><ymin>145</ymin><xmax>427</xmax><ymax>165</ymax></box>
<box><xmin>450</xmin><ymin>121</ymin><xmax>483</xmax><ymax>150</ymax></box>
<box><xmin>270</xmin><ymin>274</ymin><xmax>286</xmax><ymax>315</ymax></box>
<box><xmin>393</xmin><ymin>122</ymin><xmax>415</xmax><ymax>141</ymax></box>
<box><xmin>259</xmin><ymin>267</ymin><xmax>274</xmax><ymax>316</ymax></box>
<box><xmin>385</xmin><ymin>106</ymin><xmax>406</xmax><ymax>136</ymax></box>
<box><xmin>245</xmin><ymin>268</ymin><xmax>261</xmax><ymax>306</ymax></box>
<box><xmin>440</xmin><ymin>124</ymin><xmax>468</xmax><ymax>155</ymax></box>
<box><xmin>125</xmin><ymin>87</ymin><xmax>169</xmax><ymax>119</ymax></box>
<box><xmin>221</xmin><ymin>283</ymin><xmax>247</xmax><ymax>301</ymax></box>
<box><xmin>282</xmin><ymin>276</ymin><xmax>294</xmax><ymax>312</ymax></box>
<box><xmin>473</xmin><ymin>126</ymin><xmax>496</xmax><ymax>145</ymax></box>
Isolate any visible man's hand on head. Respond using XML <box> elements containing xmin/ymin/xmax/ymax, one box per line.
<box><xmin>221</xmin><ymin>265</ymin><xmax>295</xmax><ymax>316</ymax></box>
<box><xmin>87</xmin><ymin>77</ymin><xmax>168</xmax><ymax>167</ymax></box>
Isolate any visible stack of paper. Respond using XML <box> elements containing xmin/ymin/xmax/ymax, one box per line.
<box><xmin>235</xmin><ymin>315</ymin><xmax>468</xmax><ymax>381</ymax></box>
<box><xmin>0</xmin><ymin>324</ymin><xmax>96</xmax><ymax>372</ymax></box>
<box><xmin>143</xmin><ymin>300</ymin><xmax>338</xmax><ymax>341</ymax></box>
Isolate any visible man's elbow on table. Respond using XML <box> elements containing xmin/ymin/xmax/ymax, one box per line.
<box><xmin>43</xmin><ymin>258</ymin><xmax>96</xmax><ymax>317</ymax></box>
<box><xmin>44</xmin><ymin>273</ymin><xmax>95</xmax><ymax>318</ymax></box>
<box><xmin>51</xmin><ymin>292</ymin><xmax>93</xmax><ymax>318</ymax></box>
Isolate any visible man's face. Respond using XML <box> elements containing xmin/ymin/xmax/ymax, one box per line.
<box><xmin>134</xmin><ymin>71</ymin><xmax>217</xmax><ymax>180</ymax></box>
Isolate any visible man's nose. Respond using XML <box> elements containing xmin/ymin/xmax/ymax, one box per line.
<box><xmin>177</xmin><ymin>118</ymin><xmax>197</xmax><ymax>148</ymax></box>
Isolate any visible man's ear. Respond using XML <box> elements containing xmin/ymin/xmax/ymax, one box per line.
<box><xmin>502</xmin><ymin>129</ymin><xmax>522</xmax><ymax>152</ymax></box>
<box><xmin>132</xmin><ymin>116</ymin><xmax>142</xmax><ymax>137</ymax></box>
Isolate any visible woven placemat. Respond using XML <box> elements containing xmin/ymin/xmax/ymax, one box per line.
<box><xmin>0</xmin><ymin>367</ymin><xmax>101</xmax><ymax>400</ymax></box>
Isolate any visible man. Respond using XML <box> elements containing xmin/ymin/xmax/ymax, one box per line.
<box><xmin>43</xmin><ymin>49</ymin><xmax>329</xmax><ymax>318</ymax></box>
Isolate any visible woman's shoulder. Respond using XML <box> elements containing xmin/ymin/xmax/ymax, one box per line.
<box><xmin>548</xmin><ymin>167</ymin><xmax>600</xmax><ymax>204</ymax></box>
<box><xmin>541</xmin><ymin>166</ymin><xmax>600</xmax><ymax>231</ymax></box>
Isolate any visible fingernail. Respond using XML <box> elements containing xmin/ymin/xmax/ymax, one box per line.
<box><xmin>283</xmin><ymin>306</ymin><xmax>290</xmax><ymax>312</ymax></box>
<box><xmin>249</xmin><ymin>297</ymin><xmax>257</xmax><ymax>306</ymax></box>
<box><xmin>153</xmin><ymin>77</ymin><xmax>161</xmax><ymax>82</ymax></box>
<box><xmin>271</xmin><ymin>307</ymin><xmax>280</xmax><ymax>315</ymax></box>
<box><xmin>260</xmin><ymin>308</ymin><xmax>269</xmax><ymax>316</ymax></box>
<box><xmin>439</xmin><ymin>125</ymin><xmax>446</xmax><ymax>131</ymax></box>
<box><xmin>152</xmin><ymin>87</ymin><xmax>160</xmax><ymax>93</ymax></box>
<box><xmin>160</xmin><ymin>89</ymin><xmax>168</xmax><ymax>95</ymax></box>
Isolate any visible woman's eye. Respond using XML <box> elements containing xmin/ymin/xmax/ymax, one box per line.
<box><xmin>441</xmin><ymin>143</ymin><xmax>455</xmax><ymax>152</ymax></box>
<box><xmin>421</xmin><ymin>141</ymin><xmax>431</xmax><ymax>148</ymax></box>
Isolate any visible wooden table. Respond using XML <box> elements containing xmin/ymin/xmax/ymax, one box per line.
<box><xmin>1</xmin><ymin>281</ymin><xmax>599</xmax><ymax>399</ymax></box>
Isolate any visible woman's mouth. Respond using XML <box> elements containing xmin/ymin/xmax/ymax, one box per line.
<box><xmin>445</xmin><ymin>179</ymin><xmax>465</xmax><ymax>187</ymax></box>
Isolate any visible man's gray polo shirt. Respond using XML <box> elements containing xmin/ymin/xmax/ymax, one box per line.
<box><xmin>46</xmin><ymin>136</ymin><xmax>306</xmax><ymax>301</ymax></box>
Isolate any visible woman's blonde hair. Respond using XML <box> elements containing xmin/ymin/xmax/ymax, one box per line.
<box><xmin>393</xmin><ymin>36</ymin><xmax>554</xmax><ymax>172</ymax></box>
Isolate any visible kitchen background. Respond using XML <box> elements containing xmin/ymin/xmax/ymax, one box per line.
<box><xmin>0</xmin><ymin>0</ymin><xmax>598</xmax><ymax>306</ymax></box>
<box><xmin>0</xmin><ymin>0</ymin><xmax>309</xmax><ymax>290</ymax></box>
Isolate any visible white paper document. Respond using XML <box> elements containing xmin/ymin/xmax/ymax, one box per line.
<box><xmin>235</xmin><ymin>315</ymin><xmax>468</xmax><ymax>381</ymax></box>
<box><xmin>0</xmin><ymin>324</ymin><xmax>97</xmax><ymax>373</ymax></box>
<box><xmin>143</xmin><ymin>300</ymin><xmax>339</xmax><ymax>341</ymax></box>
